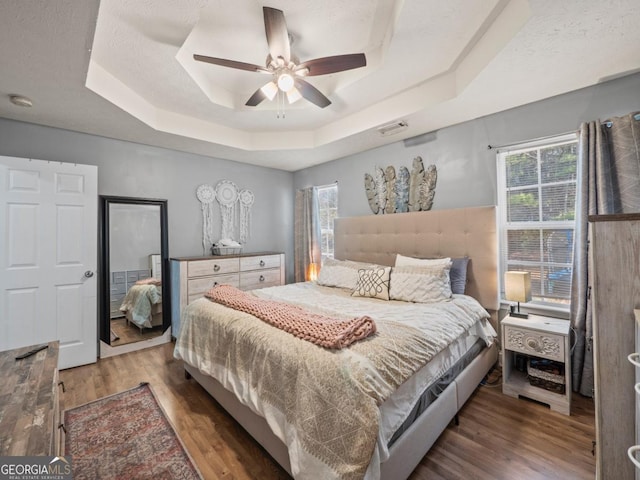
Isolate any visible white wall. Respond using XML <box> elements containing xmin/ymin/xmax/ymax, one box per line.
<box><xmin>293</xmin><ymin>72</ymin><xmax>640</xmax><ymax>218</ymax></box>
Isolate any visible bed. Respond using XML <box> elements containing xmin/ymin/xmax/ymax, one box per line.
<box><xmin>174</xmin><ymin>206</ymin><xmax>499</xmax><ymax>479</ymax></box>
<box><xmin>119</xmin><ymin>281</ymin><xmax>163</xmax><ymax>330</ymax></box>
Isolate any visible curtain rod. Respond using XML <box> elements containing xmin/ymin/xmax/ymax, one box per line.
<box><xmin>487</xmin><ymin>113</ymin><xmax>640</xmax><ymax>151</ymax></box>
<box><xmin>487</xmin><ymin>131</ymin><xmax>575</xmax><ymax>151</ymax></box>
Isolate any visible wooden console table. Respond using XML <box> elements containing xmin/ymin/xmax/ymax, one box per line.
<box><xmin>0</xmin><ymin>341</ymin><xmax>61</xmax><ymax>456</ymax></box>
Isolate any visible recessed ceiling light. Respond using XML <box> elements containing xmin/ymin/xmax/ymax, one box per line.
<box><xmin>9</xmin><ymin>94</ymin><xmax>33</xmax><ymax>108</ymax></box>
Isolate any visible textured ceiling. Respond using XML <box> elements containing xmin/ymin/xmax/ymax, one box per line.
<box><xmin>0</xmin><ymin>0</ymin><xmax>639</xmax><ymax>171</ymax></box>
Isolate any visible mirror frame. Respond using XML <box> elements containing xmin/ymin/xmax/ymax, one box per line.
<box><xmin>99</xmin><ymin>196</ymin><xmax>170</xmax><ymax>345</ymax></box>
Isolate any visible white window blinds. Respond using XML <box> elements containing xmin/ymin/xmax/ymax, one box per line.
<box><xmin>497</xmin><ymin>134</ymin><xmax>578</xmax><ymax>307</ymax></box>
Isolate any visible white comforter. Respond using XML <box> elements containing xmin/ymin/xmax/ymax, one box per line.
<box><xmin>174</xmin><ymin>282</ymin><xmax>496</xmax><ymax>479</ymax></box>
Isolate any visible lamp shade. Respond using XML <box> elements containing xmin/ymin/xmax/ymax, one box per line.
<box><xmin>504</xmin><ymin>271</ymin><xmax>532</xmax><ymax>303</ymax></box>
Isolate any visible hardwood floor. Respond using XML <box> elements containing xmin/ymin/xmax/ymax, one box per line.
<box><xmin>60</xmin><ymin>344</ymin><xmax>596</xmax><ymax>480</ymax></box>
<box><xmin>110</xmin><ymin>317</ymin><xmax>163</xmax><ymax>346</ymax></box>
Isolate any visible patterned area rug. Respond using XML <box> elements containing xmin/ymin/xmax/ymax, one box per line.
<box><xmin>64</xmin><ymin>382</ymin><xmax>202</xmax><ymax>480</ymax></box>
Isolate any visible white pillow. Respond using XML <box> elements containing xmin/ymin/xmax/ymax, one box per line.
<box><xmin>389</xmin><ymin>263</ymin><xmax>453</xmax><ymax>303</ymax></box>
<box><xmin>351</xmin><ymin>266</ymin><xmax>391</xmax><ymax>301</ymax></box>
<box><xmin>395</xmin><ymin>253</ymin><xmax>451</xmax><ymax>267</ymax></box>
<box><xmin>316</xmin><ymin>258</ymin><xmax>378</xmax><ymax>290</ymax></box>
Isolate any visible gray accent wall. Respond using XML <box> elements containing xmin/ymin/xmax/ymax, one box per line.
<box><xmin>293</xmin><ymin>72</ymin><xmax>640</xmax><ymax>218</ymax></box>
<box><xmin>1</xmin><ymin>72</ymin><xmax>639</xmax><ymax>285</ymax></box>
<box><xmin>0</xmin><ymin>120</ymin><xmax>295</xmax><ymax>281</ymax></box>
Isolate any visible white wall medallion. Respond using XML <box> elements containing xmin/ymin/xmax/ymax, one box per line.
<box><xmin>238</xmin><ymin>189</ymin><xmax>255</xmax><ymax>244</ymax></box>
<box><xmin>215</xmin><ymin>180</ymin><xmax>239</xmax><ymax>240</ymax></box>
<box><xmin>196</xmin><ymin>184</ymin><xmax>216</xmax><ymax>254</ymax></box>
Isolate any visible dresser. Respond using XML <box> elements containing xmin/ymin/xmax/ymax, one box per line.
<box><xmin>590</xmin><ymin>213</ymin><xmax>640</xmax><ymax>480</ymax></box>
<box><xmin>170</xmin><ymin>252</ymin><xmax>285</xmax><ymax>337</ymax></box>
<box><xmin>0</xmin><ymin>341</ymin><xmax>62</xmax><ymax>456</ymax></box>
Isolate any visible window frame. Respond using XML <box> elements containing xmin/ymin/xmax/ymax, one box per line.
<box><xmin>496</xmin><ymin>133</ymin><xmax>578</xmax><ymax>315</ymax></box>
<box><xmin>316</xmin><ymin>183</ymin><xmax>338</xmax><ymax>262</ymax></box>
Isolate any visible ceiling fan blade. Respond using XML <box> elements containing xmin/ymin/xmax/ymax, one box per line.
<box><xmin>193</xmin><ymin>54</ymin><xmax>270</xmax><ymax>73</ymax></box>
<box><xmin>296</xmin><ymin>79</ymin><xmax>331</xmax><ymax>108</ymax></box>
<box><xmin>263</xmin><ymin>7</ymin><xmax>290</xmax><ymax>63</ymax></box>
<box><xmin>245</xmin><ymin>87</ymin><xmax>267</xmax><ymax>107</ymax></box>
<box><xmin>297</xmin><ymin>53</ymin><xmax>367</xmax><ymax>76</ymax></box>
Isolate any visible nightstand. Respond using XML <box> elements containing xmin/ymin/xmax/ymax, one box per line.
<box><xmin>501</xmin><ymin>314</ymin><xmax>572</xmax><ymax>415</ymax></box>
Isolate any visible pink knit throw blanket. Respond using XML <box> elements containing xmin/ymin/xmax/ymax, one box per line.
<box><xmin>205</xmin><ymin>285</ymin><xmax>377</xmax><ymax>349</ymax></box>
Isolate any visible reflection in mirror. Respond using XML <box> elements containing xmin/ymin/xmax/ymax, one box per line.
<box><xmin>100</xmin><ymin>197</ymin><xmax>170</xmax><ymax>351</ymax></box>
<box><xmin>109</xmin><ymin>203</ymin><xmax>163</xmax><ymax>345</ymax></box>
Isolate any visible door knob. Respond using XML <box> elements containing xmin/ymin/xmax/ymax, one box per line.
<box><xmin>259</xmin><ymin>260</ymin><xmax>265</xmax><ymax>267</ymax></box>
<box><xmin>84</xmin><ymin>270</ymin><xmax>94</xmax><ymax>278</ymax></box>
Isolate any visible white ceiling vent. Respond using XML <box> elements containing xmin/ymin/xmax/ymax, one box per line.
<box><xmin>377</xmin><ymin>120</ymin><xmax>408</xmax><ymax>136</ymax></box>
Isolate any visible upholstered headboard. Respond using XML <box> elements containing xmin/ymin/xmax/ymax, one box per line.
<box><xmin>334</xmin><ymin>206</ymin><xmax>498</xmax><ymax>311</ymax></box>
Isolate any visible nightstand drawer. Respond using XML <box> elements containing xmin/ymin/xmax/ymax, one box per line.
<box><xmin>503</xmin><ymin>325</ymin><xmax>564</xmax><ymax>361</ymax></box>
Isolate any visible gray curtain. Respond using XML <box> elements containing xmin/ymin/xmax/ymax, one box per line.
<box><xmin>571</xmin><ymin>111</ymin><xmax>640</xmax><ymax>396</ymax></box>
<box><xmin>294</xmin><ymin>187</ymin><xmax>322</xmax><ymax>283</ymax></box>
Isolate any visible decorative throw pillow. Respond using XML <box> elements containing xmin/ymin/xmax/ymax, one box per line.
<box><xmin>395</xmin><ymin>253</ymin><xmax>451</xmax><ymax>267</ymax></box>
<box><xmin>317</xmin><ymin>258</ymin><xmax>378</xmax><ymax>290</ymax></box>
<box><xmin>449</xmin><ymin>257</ymin><xmax>470</xmax><ymax>295</ymax></box>
<box><xmin>389</xmin><ymin>263</ymin><xmax>453</xmax><ymax>303</ymax></box>
<box><xmin>394</xmin><ymin>254</ymin><xmax>469</xmax><ymax>294</ymax></box>
<box><xmin>351</xmin><ymin>267</ymin><xmax>391</xmax><ymax>301</ymax></box>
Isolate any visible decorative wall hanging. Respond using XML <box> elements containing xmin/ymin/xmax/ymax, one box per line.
<box><xmin>394</xmin><ymin>166</ymin><xmax>410</xmax><ymax>213</ymax></box>
<box><xmin>238</xmin><ymin>189</ymin><xmax>255</xmax><ymax>243</ymax></box>
<box><xmin>215</xmin><ymin>180</ymin><xmax>239</xmax><ymax>240</ymax></box>
<box><xmin>364</xmin><ymin>172</ymin><xmax>379</xmax><ymax>214</ymax></box>
<box><xmin>384</xmin><ymin>166</ymin><xmax>396</xmax><ymax>214</ymax></box>
<box><xmin>364</xmin><ymin>156</ymin><xmax>437</xmax><ymax>214</ymax></box>
<box><xmin>375</xmin><ymin>166</ymin><xmax>387</xmax><ymax>214</ymax></box>
<box><xmin>196</xmin><ymin>183</ymin><xmax>216</xmax><ymax>254</ymax></box>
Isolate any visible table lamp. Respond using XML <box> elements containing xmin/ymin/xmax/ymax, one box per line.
<box><xmin>505</xmin><ymin>271</ymin><xmax>532</xmax><ymax>319</ymax></box>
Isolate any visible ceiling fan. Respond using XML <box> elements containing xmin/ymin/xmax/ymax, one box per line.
<box><xmin>193</xmin><ymin>6</ymin><xmax>367</xmax><ymax>109</ymax></box>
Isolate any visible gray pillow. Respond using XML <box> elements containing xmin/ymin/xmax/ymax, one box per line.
<box><xmin>450</xmin><ymin>257</ymin><xmax>470</xmax><ymax>294</ymax></box>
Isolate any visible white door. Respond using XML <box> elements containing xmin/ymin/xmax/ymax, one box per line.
<box><xmin>0</xmin><ymin>156</ymin><xmax>98</xmax><ymax>369</ymax></box>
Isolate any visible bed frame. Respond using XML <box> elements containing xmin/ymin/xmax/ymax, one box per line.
<box><xmin>184</xmin><ymin>205</ymin><xmax>499</xmax><ymax>479</ymax></box>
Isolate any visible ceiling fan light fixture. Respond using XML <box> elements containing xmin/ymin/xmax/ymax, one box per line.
<box><xmin>286</xmin><ymin>87</ymin><xmax>302</xmax><ymax>104</ymax></box>
<box><xmin>260</xmin><ymin>81</ymin><xmax>278</xmax><ymax>101</ymax></box>
<box><xmin>277</xmin><ymin>72</ymin><xmax>295</xmax><ymax>92</ymax></box>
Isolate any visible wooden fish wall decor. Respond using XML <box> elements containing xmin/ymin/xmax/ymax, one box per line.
<box><xmin>364</xmin><ymin>156</ymin><xmax>437</xmax><ymax>214</ymax></box>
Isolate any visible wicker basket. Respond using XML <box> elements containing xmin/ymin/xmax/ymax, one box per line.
<box><xmin>527</xmin><ymin>359</ymin><xmax>565</xmax><ymax>394</ymax></box>
<box><xmin>211</xmin><ymin>245</ymin><xmax>242</xmax><ymax>256</ymax></box>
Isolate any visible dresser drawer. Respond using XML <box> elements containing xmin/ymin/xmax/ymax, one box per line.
<box><xmin>503</xmin><ymin>325</ymin><xmax>564</xmax><ymax>361</ymax></box>
<box><xmin>240</xmin><ymin>254</ymin><xmax>281</xmax><ymax>272</ymax></box>
<box><xmin>240</xmin><ymin>268</ymin><xmax>282</xmax><ymax>290</ymax></box>
<box><xmin>187</xmin><ymin>258</ymin><xmax>238</xmax><ymax>278</ymax></box>
<box><xmin>188</xmin><ymin>274</ymin><xmax>240</xmax><ymax>298</ymax></box>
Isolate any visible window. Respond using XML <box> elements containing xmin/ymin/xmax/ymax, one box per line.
<box><xmin>497</xmin><ymin>134</ymin><xmax>578</xmax><ymax>308</ymax></box>
<box><xmin>317</xmin><ymin>183</ymin><xmax>338</xmax><ymax>261</ymax></box>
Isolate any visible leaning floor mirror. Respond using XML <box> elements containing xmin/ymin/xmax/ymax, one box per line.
<box><xmin>99</xmin><ymin>196</ymin><xmax>170</xmax><ymax>357</ymax></box>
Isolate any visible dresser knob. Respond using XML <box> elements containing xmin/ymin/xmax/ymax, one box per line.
<box><xmin>259</xmin><ymin>260</ymin><xmax>265</xmax><ymax>267</ymax></box>
<box><xmin>214</xmin><ymin>264</ymin><xmax>221</xmax><ymax>272</ymax></box>
<box><xmin>259</xmin><ymin>275</ymin><xmax>265</xmax><ymax>282</ymax></box>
